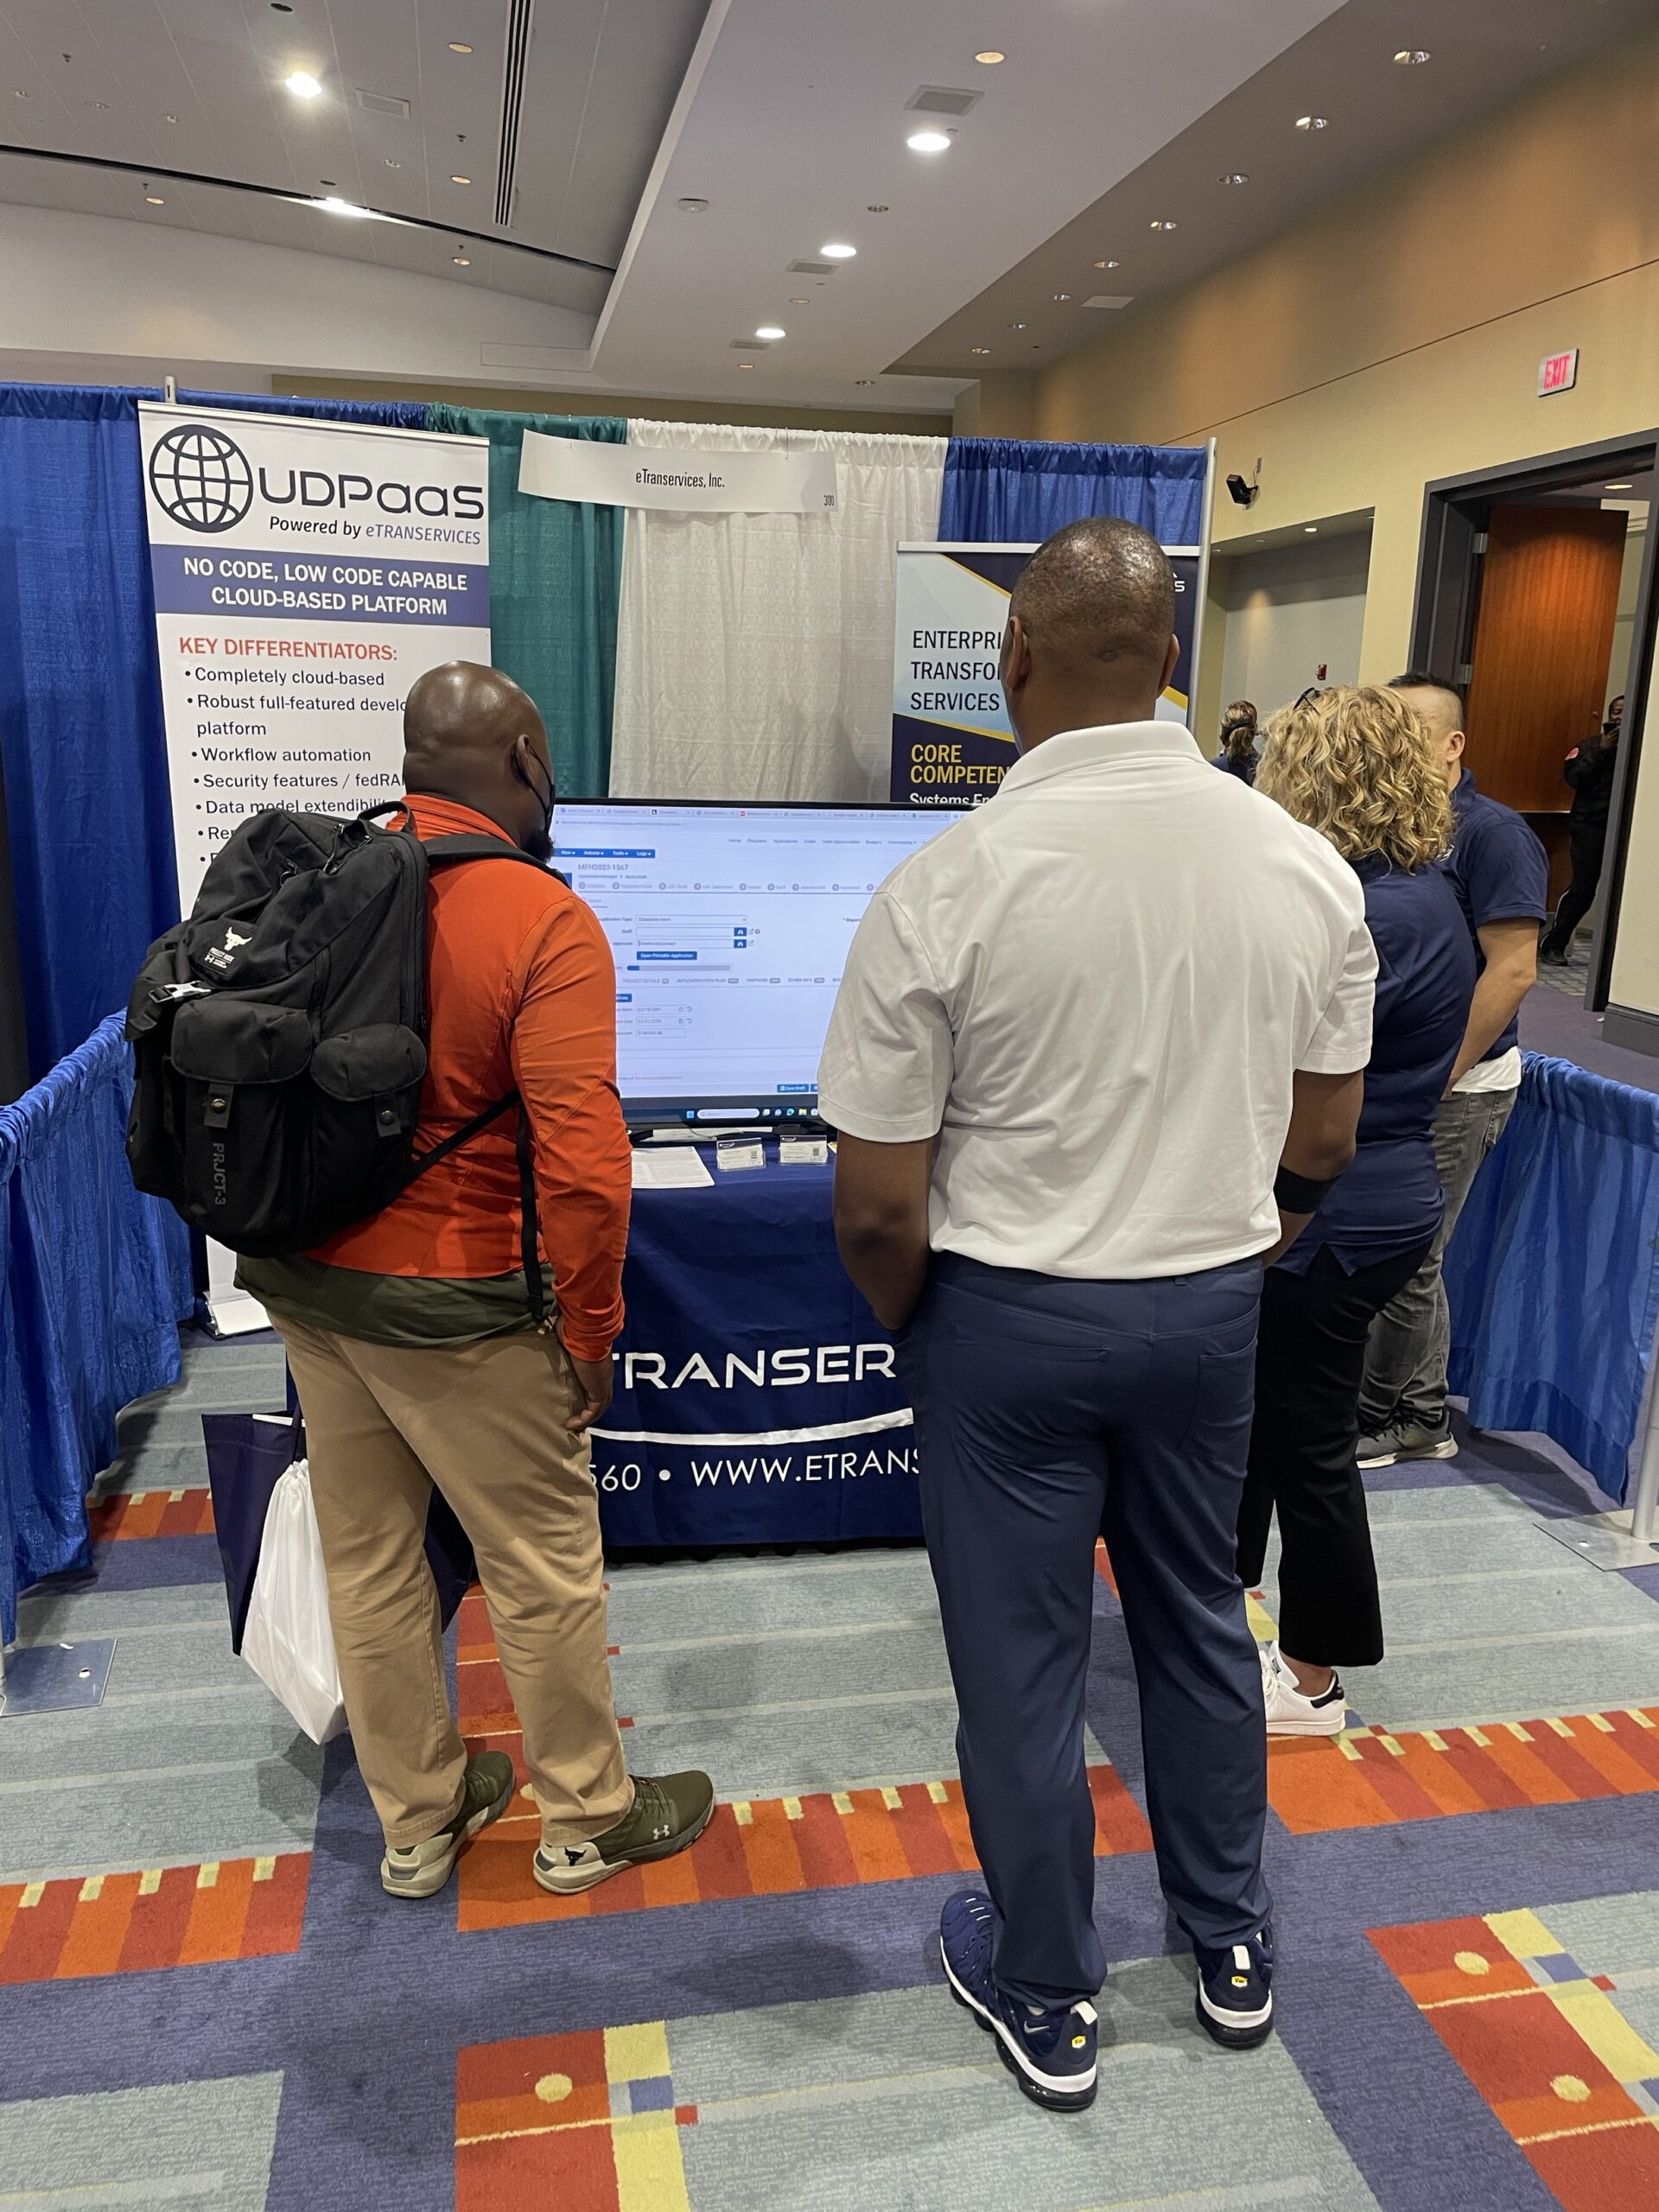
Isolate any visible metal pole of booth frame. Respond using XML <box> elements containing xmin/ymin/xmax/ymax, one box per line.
<box><xmin>1630</xmin><ymin>1313</ymin><xmax>1659</xmax><ymax>1544</ymax></box>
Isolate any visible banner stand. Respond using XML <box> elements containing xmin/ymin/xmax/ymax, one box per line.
<box><xmin>136</xmin><ymin>401</ymin><xmax>493</xmax><ymax>1333</ymax></box>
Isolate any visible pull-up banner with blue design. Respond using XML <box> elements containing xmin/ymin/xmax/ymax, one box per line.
<box><xmin>890</xmin><ymin>540</ymin><xmax>1202</xmax><ymax>806</ymax></box>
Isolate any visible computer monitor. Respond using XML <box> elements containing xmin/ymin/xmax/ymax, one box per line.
<box><xmin>552</xmin><ymin>799</ymin><xmax>971</xmax><ymax>1124</ymax></box>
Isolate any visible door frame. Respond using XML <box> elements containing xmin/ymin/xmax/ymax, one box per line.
<box><xmin>1408</xmin><ymin>431</ymin><xmax>1659</xmax><ymax>1011</ymax></box>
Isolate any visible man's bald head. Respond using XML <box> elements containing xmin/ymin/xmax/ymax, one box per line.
<box><xmin>403</xmin><ymin>660</ymin><xmax>556</xmax><ymax>859</ymax></box>
<box><xmin>1001</xmin><ymin>518</ymin><xmax>1181</xmax><ymax>748</ymax></box>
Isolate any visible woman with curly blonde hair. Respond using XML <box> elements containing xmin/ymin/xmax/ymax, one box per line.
<box><xmin>1241</xmin><ymin>687</ymin><xmax>1475</xmax><ymax>1735</ymax></box>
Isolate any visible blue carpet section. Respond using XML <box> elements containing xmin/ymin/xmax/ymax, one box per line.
<box><xmin>4</xmin><ymin>1328</ymin><xmax>1659</xmax><ymax>2209</ymax></box>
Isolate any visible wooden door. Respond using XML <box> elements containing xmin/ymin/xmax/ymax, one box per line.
<box><xmin>1464</xmin><ymin>504</ymin><xmax>1627</xmax><ymax>815</ymax></box>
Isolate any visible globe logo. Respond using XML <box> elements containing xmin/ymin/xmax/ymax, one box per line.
<box><xmin>148</xmin><ymin>423</ymin><xmax>255</xmax><ymax>533</ymax></box>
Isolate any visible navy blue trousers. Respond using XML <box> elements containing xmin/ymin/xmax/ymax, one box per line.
<box><xmin>899</xmin><ymin>1252</ymin><xmax>1270</xmax><ymax>2006</ymax></box>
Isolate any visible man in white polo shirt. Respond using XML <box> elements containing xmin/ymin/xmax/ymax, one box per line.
<box><xmin>819</xmin><ymin>518</ymin><xmax>1375</xmax><ymax>2114</ymax></box>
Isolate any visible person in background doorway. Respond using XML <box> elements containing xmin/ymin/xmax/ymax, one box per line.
<box><xmin>1245</xmin><ymin>689</ymin><xmax>1475</xmax><ymax>1732</ymax></box>
<box><xmin>1357</xmin><ymin>675</ymin><xmax>1548</xmax><ymax>1468</ymax></box>
<box><xmin>1214</xmin><ymin>699</ymin><xmax>1261</xmax><ymax>784</ymax></box>
<box><xmin>241</xmin><ymin>663</ymin><xmax>713</xmax><ymax>1904</ymax></box>
<box><xmin>821</xmin><ymin>518</ymin><xmax>1375</xmax><ymax>2113</ymax></box>
<box><xmin>1540</xmin><ymin>693</ymin><xmax>1624</xmax><ymax>963</ymax></box>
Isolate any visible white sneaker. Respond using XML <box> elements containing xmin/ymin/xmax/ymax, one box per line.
<box><xmin>1259</xmin><ymin>1642</ymin><xmax>1347</xmax><ymax>1737</ymax></box>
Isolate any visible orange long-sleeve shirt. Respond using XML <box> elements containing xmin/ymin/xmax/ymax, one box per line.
<box><xmin>305</xmin><ymin>795</ymin><xmax>632</xmax><ymax>1359</ymax></box>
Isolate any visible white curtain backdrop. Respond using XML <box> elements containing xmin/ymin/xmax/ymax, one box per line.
<box><xmin>609</xmin><ymin>421</ymin><xmax>945</xmax><ymax>802</ymax></box>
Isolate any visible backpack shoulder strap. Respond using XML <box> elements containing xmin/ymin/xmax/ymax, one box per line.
<box><xmin>423</xmin><ymin>834</ymin><xmax>552</xmax><ymax>874</ymax></box>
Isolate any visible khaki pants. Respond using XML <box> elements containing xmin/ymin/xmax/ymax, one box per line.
<box><xmin>275</xmin><ymin>1317</ymin><xmax>631</xmax><ymax>1851</ymax></box>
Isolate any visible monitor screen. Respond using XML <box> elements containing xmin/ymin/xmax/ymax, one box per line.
<box><xmin>552</xmin><ymin>800</ymin><xmax>971</xmax><ymax>1122</ymax></box>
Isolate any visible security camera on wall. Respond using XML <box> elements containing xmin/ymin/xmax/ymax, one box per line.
<box><xmin>1226</xmin><ymin>460</ymin><xmax>1262</xmax><ymax>509</ymax></box>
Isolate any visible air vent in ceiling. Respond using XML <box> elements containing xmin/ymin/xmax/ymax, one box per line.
<box><xmin>495</xmin><ymin>0</ymin><xmax>535</xmax><ymax>229</ymax></box>
<box><xmin>355</xmin><ymin>87</ymin><xmax>410</xmax><ymax>118</ymax></box>
<box><xmin>1084</xmin><ymin>294</ymin><xmax>1135</xmax><ymax>310</ymax></box>
<box><xmin>906</xmin><ymin>86</ymin><xmax>981</xmax><ymax>118</ymax></box>
<box><xmin>787</xmin><ymin>258</ymin><xmax>836</xmax><ymax>276</ymax></box>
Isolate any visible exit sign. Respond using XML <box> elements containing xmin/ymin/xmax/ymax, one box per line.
<box><xmin>1538</xmin><ymin>347</ymin><xmax>1579</xmax><ymax>397</ymax></box>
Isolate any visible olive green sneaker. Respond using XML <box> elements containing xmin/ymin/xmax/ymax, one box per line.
<box><xmin>380</xmin><ymin>1751</ymin><xmax>515</xmax><ymax>1900</ymax></box>
<box><xmin>532</xmin><ymin>1770</ymin><xmax>715</xmax><ymax>1896</ymax></box>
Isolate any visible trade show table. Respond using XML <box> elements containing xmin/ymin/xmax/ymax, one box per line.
<box><xmin>595</xmin><ymin>1141</ymin><xmax>920</xmax><ymax>1548</ymax></box>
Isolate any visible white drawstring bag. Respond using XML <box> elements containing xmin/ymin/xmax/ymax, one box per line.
<box><xmin>239</xmin><ymin>1459</ymin><xmax>347</xmax><ymax>1745</ymax></box>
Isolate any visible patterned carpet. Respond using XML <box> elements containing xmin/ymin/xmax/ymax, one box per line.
<box><xmin>5</xmin><ymin>1330</ymin><xmax>1659</xmax><ymax>2210</ymax></box>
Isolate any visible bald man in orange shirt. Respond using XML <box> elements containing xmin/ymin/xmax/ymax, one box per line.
<box><xmin>242</xmin><ymin>664</ymin><xmax>713</xmax><ymax>1903</ymax></box>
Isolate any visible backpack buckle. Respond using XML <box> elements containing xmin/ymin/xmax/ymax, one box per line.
<box><xmin>203</xmin><ymin>1086</ymin><xmax>234</xmax><ymax>1130</ymax></box>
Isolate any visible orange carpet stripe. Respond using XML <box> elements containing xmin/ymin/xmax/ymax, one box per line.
<box><xmin>86</xmin><ymin>1489</ymin><xmax>217</xmax><ymax>1542</ymax></box>
<box><xmin>52</xmin><ymin>1875</ymin><xmax>140</xmax><ymax>1980</ymax></box>
<box><xmin>1269</xmin><ymin>1710</ymin><xmax>1659</xmax><ymax>1833</ymax></box>
<box><xmin>455</xmin><ymin>1766</ymin><xmax>1150</xmax><ymax>1933</ymax></box>
<box><xmin>0</xmin><ymin>1856</ymin><xmax>309</xmax><ymax>1984</ymax></box>
<box><xmin>1375</xmin><ymin>1909</ymin><xmax>1659</xmax><ymax>2210</ymax></box>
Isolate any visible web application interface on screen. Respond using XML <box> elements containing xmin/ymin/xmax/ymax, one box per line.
<box><xmin>553</xmin><ymin>803</ymin><xmax>967</xmax><ymax>1105</ymax></box>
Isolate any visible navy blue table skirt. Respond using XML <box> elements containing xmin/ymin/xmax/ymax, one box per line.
<box><xmin>594</xmin><ymin>1144</ymin><xmax>921</xmax><ymax>1547</ymax></box>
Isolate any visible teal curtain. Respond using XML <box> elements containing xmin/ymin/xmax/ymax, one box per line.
<box><xmin>428</xmin><ymin>408</ymin><xmax>625</xmax><ymax>797</ymax></box>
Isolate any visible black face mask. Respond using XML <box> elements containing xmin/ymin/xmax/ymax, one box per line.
<box><xmin>514</xmin><ymin>747</ymin><xmax>556</xmax><ymax>863</ymax></box>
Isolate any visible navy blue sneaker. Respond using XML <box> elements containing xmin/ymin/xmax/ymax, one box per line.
<box><xmin>939</xmin><ymin>1890</ymin><xmax>1098</xmax><ymax>2112</ymax></box>
<box><xmin>1193</xmin><ymin>1923</ymin><xmax>1275</xmax><ymax>2050</ymax></box>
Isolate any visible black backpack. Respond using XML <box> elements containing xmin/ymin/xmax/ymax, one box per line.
<box><xmin>126</xmin><ymin>804</ymin><xmax>551</xmax><ymax>1317</ymax></box>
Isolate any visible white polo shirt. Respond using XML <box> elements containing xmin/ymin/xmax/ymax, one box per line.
<box><xmin>818</xmin><ymin>721</ymin><xmax>1377</xmax><ymax>1280</ymax></box>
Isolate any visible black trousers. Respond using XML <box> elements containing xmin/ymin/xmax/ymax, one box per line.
<box><xmin>1543</xmin><ymin>823</ymin><xmax>1607</xmax><ymax>952</ymax></box>
<box><xmin>1237</xmin><ymin>1241</ymin><xmax>1430</xmax><ymax>1669</ymax></box>
<box><xmin>901</xmin><ymin>1252</ymin><xmax>1268</xmax><ymax>2005</ymax></box>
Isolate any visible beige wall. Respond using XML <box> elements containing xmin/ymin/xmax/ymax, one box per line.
<box><xmin>279</xmin><ymin>373</ymin><xmax>951</xmax><ymax>439</ymax></box>
<box><xmin>1036</xmin><ymin>25</ymin><xmax>1659</xmax><ymax>1018</ymax></box>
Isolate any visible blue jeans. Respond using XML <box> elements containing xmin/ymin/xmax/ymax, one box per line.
<box><xmin>899</xmin><ymin>1251</ymin><xmax>1269</xmax><ymax>2006</ymax></box>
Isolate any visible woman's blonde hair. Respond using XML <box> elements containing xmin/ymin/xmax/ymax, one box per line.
<box><xmin>1256</xmin><ymin>684</ymin><xmax>1452</xmax><ymax>870</ymax></box>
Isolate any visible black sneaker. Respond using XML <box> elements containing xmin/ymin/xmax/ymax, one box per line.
<box><xmin>381</xmin><ymin>1751</ymin><xmax>515</xmax><ymax>1899</ymax></box>
<box><xmin>939</xmin><ymin>1889</ymin><xmax>1098</xmax><ymax>2112</ymax></box>
<box><xmin>1194</xmin><ymin>1923</ymin><xmax>1274</xmax><ymax>2050</ymax></box>
<box><xmin>1356</xmin><ymin>1417</ymin><xmax>1458</xmax><ymax>1469</ymax></box>
<box><xmin>531</xmin><ymin>1770</ymin><xmax>715</xmax><ymax>1895</ymax></box>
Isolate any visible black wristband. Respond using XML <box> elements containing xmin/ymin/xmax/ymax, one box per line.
<box><xmin>1274</xmin><ymin>1165</ymin><xmax>1337</xmax><ymax>1214</ymax></box>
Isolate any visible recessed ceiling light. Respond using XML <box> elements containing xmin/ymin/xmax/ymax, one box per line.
<box><xmin>318</xmin><ymin>196</ymin><xmax>373</xmax><ymax>219</ymax></box>
<box><xmin>1605</xmin><ymin>481</ymin><xmax>1636</xmax><ymax>491</ymax></box>
<box><xmin>453</xmin><ymin>254</ymin><xmax>470</xmax><ymax>265</ymax></box>
<box><xmin>164</xmin><ymin>113</ymin><xmax>177</xmax><ymax>124</ymax></box>
<box><xmin>867</xmin><ymin>203</ymin><xmax>889</xmax><ymax>213</ymax></box>
<box><xmin>970</xmin><ymin>346</ymin><xmax>991</xmax><ymax>355</ymax></box>
<box><xmin>855</xmin><ymin>378</ymin><xmax>875</xmax><ymax>386</ymax></box>
<box><xmin>1296</xmin><ymin>114</ymin><xmax>1329</xmax><ymax>130</ymax></box>
<box><xmin>448</xmin><ymin>41</ymin><xmax>473</xmax><ymax>54</ymax></box>
<box><xmin>12</xmin><ymin>87</ymin><xmax>28</xmax><ymax>98</ymax></box>
<box><xmin>1094</xmin><ymin>257</ymin><xmax>1120</xmax><ymax>270</ymax></box>
<box><xmin>755</xmin><ymin>324</ymin><xmax>786</xmax><ymax>340</ymax></box>
<box><xmin>1304</xmin><ymin>525</ymin><xmax>1319</xmax><ymax>534</ymax></box>
<box><xmin>284</xmin><ymin>71</ymin><xmax>322</xmax><ymax>99</ymax></box>
<box><xmin>788</xmin><ymin>296</ymin><xmax>809</xmax><ymax>304</ymax></box>
<box><xmin>385</xmin><ymin>157</ymin><xmax>401</xmax><ymax>168</ymax></box>
<box><xmin>677</xmin><ymin>196</ymin><xmax>709</xmax><ymax>213</ymax></box>
<box><xmin>145</xmin><ymin>193</ymin><xmax>164</xmax><ymax>205</ymax></box>
<box><xmin>974</xmin><ymin>51</ymin><xmax>1005</xmax><ymax>66</ymax></box>
<box><xmin>271</xmin><ymin>3</ymin><xmax>293</xmax><ymax>11</ymax></box>
<box><xmin>319</xmin><ymin>178</ymin><xmax>336</xmax><ymax>188</ymax></box>
<box><xmin>738</xmin><ymin>361</ymin><xmax>753</xmax><ymax>371</ymax></box>
<box><xmin>820</xmin><ymin>241</ymin><xmax>857</xmax><ymax>258</ymax></box>
<box><xmin>1394</xmin><ymin>49</ymin><xmax>1430</xmax><ymax>66</ymax></box>
<box><xmin>450</xmin><ymin>173</ymin><xmax>471</xmax><ymax>184</ymax></box>
<box><xmin>1009</xmin><ymin>321</ymin><xmax>1027</xmax><ymax>330</ymax></box>
<box><xmin>1149</xmin><ymin>218</ymin><xmax>1177</xmax><ymax>231</ymax></box>
<box><xmin>85</xmin><ymin>98</ymin><xmax>110</xmax><ymax>109</ymax></box>
<box><xmin>1220</xmin><ymin>172</ymin><xmax>1249</xmax><ymax>186</ymax></box>
<box><xmin>907</xmin><ymin>130</ymin><xmax>951</xmax><ymax>153</ymax></box>
<box><xmin>1052</xmin><ymin>292</ymin><xmax>1071</xmax><ymax>302</ymax></box>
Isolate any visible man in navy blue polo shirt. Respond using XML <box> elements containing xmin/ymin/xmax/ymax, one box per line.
<box><xmin>1357</xmin><ymin>676</ymin><xmax>1548</xmax><ymax>1466</ymax></box>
